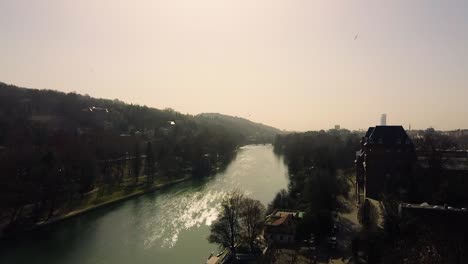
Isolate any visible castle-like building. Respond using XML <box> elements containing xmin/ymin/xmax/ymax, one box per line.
<box><xmin>355</xmin><ymin>126</ymin><xmax>416</xmax><ymax>203</ymax></box>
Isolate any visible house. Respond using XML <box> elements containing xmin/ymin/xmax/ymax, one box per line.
<box><xmin>264</xmin><ymin>210</ymin><xmax>304</xmax><ymax>245</ymax></box>
<box><xmin>355</xmin><ymin>126</ymin><xmax>416</xmax><ymax>203</ymax></box>
<box><xmin>81</xmin><ymin>106</ymin><xmax>111</xmax><ymax>129</ymax></box>
<box><xmin>82</xmin><ymin>106</ymin><xmax>109</xmax><ymax>113</ymax></box>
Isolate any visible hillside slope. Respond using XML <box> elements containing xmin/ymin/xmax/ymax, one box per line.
<box><xmin>0</xmin><ymin>81</ymin><xmax>282</xmax><ymax>233</ymax></box>
<box><xmin>196</xmin><ymin>113</ymin><xmax>284</xmax><ymax>144</ymax></box>
<box><xmin>0</xmin><ymin>82</ymin><xmax>282</xmax><ymax>148</ymax></box>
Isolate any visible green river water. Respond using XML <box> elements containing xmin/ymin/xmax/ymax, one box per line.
<box><xmin>0</xmin><ymin>145</ymin><xmax>289</xmax><ymax>264</ymax></box>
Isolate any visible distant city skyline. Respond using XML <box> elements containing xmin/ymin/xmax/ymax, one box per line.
<box><xmin>1</xmin><ymin>1</ymin><xmax>468</xmax><ymax>131</ymax></box>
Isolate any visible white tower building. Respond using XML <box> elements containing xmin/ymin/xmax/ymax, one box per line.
<box><xmin>380</xmin><ymin>114</ymin><xmax>387</xmax><ymax>126</ymax></box>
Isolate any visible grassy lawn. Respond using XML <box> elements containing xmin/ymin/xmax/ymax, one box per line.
<box><xmin>46</xmin><ymin>174</ymin><xmax>190</xmax><ymax>224</ymax></box>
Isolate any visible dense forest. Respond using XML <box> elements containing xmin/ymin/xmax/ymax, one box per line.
<box><xmin>196</xmin><ymin>113</ymin><xmax>283</xmax><ymax>144</ymax></box>
<box><xmin>271</xmin><ymin>129</ymin><xmax>362</xmax><ymax>238</ymax></box>
<box><xmin>0</xmin><ymin>82</ymin><xmax>282</xmax><ymax>235</ymax></box>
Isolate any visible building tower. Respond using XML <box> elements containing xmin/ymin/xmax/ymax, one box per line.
<box><xmin>355</xmin><ymin>126</ymin><xmax>416</xmax><ymax>203</ymax></box>
<box><xmin>380</xmin><ymin>114</ymin><xmax>387</xmax><ymax>126</ymax></box>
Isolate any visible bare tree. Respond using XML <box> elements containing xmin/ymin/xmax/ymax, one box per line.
<box><xmin>240</xmin><ymin>197</ymin><xmax>265</xmax><ymax>252</ymax></box>
<box><xmin>208</xmin><ymin>191</ymin><xmax>244</xmax><ymax>252</ymax></box>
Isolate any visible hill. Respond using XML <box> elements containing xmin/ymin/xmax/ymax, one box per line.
<box><xmin>0</xmin><ymin>83</ymin><xmax>282</xmax><ymax>148</ymax></box>
<box><xmin>196</xmin><ymin>113</ymin><xmax>284</xmax><ymax>144</ymax></box>
<box><xmin>0</xmin><ymin>81</ymin><xmax>281</xmax><ymax>233</ymax></box>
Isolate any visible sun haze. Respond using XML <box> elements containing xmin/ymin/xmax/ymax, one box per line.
<box><xmin>1</xmin><ymin>0</ymin><xmax>467</xmax><ymax>131</ymax></box>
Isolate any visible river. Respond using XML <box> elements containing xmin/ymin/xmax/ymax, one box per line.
<box><xmin>0</xmin><ymin>145</ymin><xmax>289</xmax><ymax>264</ymax></box>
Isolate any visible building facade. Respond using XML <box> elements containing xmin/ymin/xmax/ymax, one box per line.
<box><xmin>264</xmin><ymin>210</ymin><xmax>304</xmax><ymax>245</ymax></box>
<box><xmin>355</xmin><ymin>126</ymin><xmax>416</xmax><ymax>203</ymax></box>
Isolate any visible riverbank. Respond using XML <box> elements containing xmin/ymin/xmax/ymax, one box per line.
<box><xmin>1</xmin><ymin>149</ymin><xmax>239</xmax><ymax>239</ymax></box>
<box><xmin>43</xmin><ymin>176</ymin><xmax>192</xmax><ymax>225</ymax></box>
<box><xmin>0</xmin><ymin>145</ymin><xmax>289</xmax><ymax>264</ymax></box>
<box><xmin>1</xmin><ymin>175</ymin><xmax>192</xmax><ymax>239</ymax></box>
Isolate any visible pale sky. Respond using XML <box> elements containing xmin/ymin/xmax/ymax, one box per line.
<box><xmin>1</xmin><ymin>0</ymin><xmax>467</xmax><ymax>131</ymax></box>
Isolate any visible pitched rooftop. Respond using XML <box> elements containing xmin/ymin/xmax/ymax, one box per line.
<box><xmin>265</xmin><ymin>210</ymin><xmax>304</xmax><ymax>226</ymax></box>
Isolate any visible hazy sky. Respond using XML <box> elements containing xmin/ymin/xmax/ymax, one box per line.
<box><xmin>1</xmin><ymin>0</ymin><xmax>467</xmax><ymax>131</ymax></box>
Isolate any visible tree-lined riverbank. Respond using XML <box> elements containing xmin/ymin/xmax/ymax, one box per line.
<box><xmin>34</xmin><ymin>176</ymin><xmax>191</xmax><ymax>230</ymax></box>
<box><xmin>0</xmin><ymin>145</ymin><xmax>289</xmax><ymax>264</ymax></box>
<box><xmin>0</xmin><ymin>82</ymin><xmax>282</xmax><ymax>236</ymax></box>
